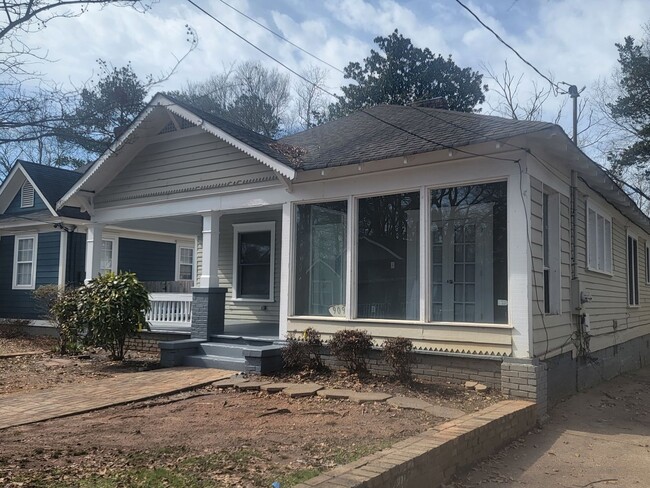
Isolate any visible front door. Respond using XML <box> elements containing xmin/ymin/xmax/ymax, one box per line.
<box><xmin>431</xmin><ymin>203</ymin><xmax>494</xmax><ymax>322</ymax></box>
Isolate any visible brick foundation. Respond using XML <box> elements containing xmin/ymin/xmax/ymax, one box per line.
<box><xmin>500</xmin><ymin>358</ymin><xmax>547</xmax><ymax>417</ymax></box>
<box><xmin>125</xmin><ymin>331</ymin><xmax>190</xmax><ymax>355</ymax></box>
<box><xmin>321</xmin><ymin>349</ymin><xmax>503</xmax><ymax>388</ymax></box>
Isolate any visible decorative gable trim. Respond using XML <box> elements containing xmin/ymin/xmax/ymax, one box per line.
<box><xmin>161</xmin><ymin>101</ymin><xmax>296</xmax><ymax>179</ymax></box>
<box><xmin>57</xmin><ymin>94</ymin><xmax>295</xmax><ymax>210</ymax></box>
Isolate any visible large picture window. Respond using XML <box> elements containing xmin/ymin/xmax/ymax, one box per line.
<box><xmin>294</xmin><ymin>201</ymin><xmax>347</xmax><ymax>316</ymax></box>
<box><xmin>430</xmin><ymin>182</ymin><xmax>508</xmax><ymax>324</ymax></box>
<box><xmin>357</xmin><ymin>192</ymin><xmax>420</xmax><ymax>320</ymax></box>
<box><xmin>233</xmin><ymin>222</ymin><xmax>275</xmax><ymax>301</ymax></box>
<box><xmin>13</xmin><ymin>235</ymin><xmax>37</xmax><ymax>289</ymax></box>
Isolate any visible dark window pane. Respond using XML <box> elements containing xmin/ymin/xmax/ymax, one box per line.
<box><xmin>294</xmin><ymin>201</ymin><xmax>347</xmax><ymax>316</ymax></box>
<box><xmin>357</xmin><ymin>192</ymin><xmax>420</xmax><ymax>320</ymax></box>
<box><xmin>237</xmin><ymin>230</ymin><xmax>272</xmax><ymax>298</ymax></box>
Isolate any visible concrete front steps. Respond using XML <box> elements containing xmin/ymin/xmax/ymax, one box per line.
<box><xmin>180</xmin><ymin>335</ymin><xmax>283</xmax><ymax>374</ymax></box>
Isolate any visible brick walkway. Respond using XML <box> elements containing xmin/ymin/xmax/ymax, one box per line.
<box><xmin>0</xmin><ymin>367</ymin><xmax>230</xmax><ymax>430</ymax></box>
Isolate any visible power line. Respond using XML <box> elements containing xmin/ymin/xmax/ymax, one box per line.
<box><xmin>186</xmin><ymin>0</ymin><xmax>334</xmax><ymax>96</ymax></box>
<box><xmin>454</xmin><ymin>0</ymin><xmax>568</xmax><ymax>95</ymax></box>
<box><xmin>186</xmin><ymin>0</ymin><xmax>522</xmax><ymax>165</ymax></box>
<box><xmin>215</xmin><ymin>0</ymin><xmax>345</xmax><ymax>74</ymax></box>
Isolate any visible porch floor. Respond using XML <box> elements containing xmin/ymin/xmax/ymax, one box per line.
<box><xmin>150</xmin><ymin>322</ymin><xmax>279</xmax><ymax>340</ymax></box>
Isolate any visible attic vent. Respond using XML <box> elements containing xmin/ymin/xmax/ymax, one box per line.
<box><xmin>21</xmin><ymin>181</ymin><xmax>35</xmax><ymax>208</ymax></box>
<box><xmin>158</xmin><ymin>121</ymin><xmax>177</xmax><ymax>134</ymax></box>
<box><xmin>179</xmin><ymin>118</ymin><xmax>194</xmax><ymax>129</ymax></box>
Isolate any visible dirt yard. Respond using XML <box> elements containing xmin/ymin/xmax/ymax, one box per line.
<box><xmin>0</xmin><ymin>325</ymin><xmax>159</xmax><ymax>395</ymax></box>
<box><xmin>0</xmin><ymin>328</ymin><xmax>505</xmax><ymax>487</ymax></box>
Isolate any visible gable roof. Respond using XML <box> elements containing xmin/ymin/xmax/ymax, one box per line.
<box><xmin>0</xmin><ymin>160</ymin><xmax>88</xmax><ymax>221</ymax></box>
<box><xmin>279</xmin><ymin>104</ymin><xmax>555</xmax><ymax>170</ymax></box>
<box><xmin>165</xmin><ymin>95</ymin><xmax>299</xmax><ymax>169</ymax></box>
<box><xmin>19</xmin><ymin>161</ymin><xmax>84</xmax><ymax>209</ymax></box>
<box><xmin>57</xmin><ymin>93</ymin><xmax>297</xmax><ymax>209</ymax></box>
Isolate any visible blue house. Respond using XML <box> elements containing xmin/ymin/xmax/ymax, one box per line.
<box><xmin>0</xmin><ymin>160</ymin><xmax>197</xmax><ymax>324</ymax></box>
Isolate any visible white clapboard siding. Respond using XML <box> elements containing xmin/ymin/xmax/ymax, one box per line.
<box><xmin>531</xmin><ymin>174</ymin><xmax>650</xmax><ymax>358</ymax></box>
<box><xmin>530</xmin><ymin>177</ymin><xmax>573</xmax><ymax>357</ymax></box>
<box><xmin>95</xmin><ymin>131</ymin><xmax>279</xmax><ymax>207</ymax></box>
<box><xmin>214</xmin><ymin>210</ymin><xmax>282</xmax><ymax>325</ymax></box>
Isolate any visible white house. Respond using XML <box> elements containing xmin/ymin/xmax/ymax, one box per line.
<box><xmin>56</xmin><ymin>93</ymin><xmax>650</xmax><ymax>411</ymax></box>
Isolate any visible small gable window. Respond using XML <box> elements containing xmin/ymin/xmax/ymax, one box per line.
<box><xmin>21</xmin><ymin>181</ymin><xmax>35</xmax><ymax>208</ymax></box>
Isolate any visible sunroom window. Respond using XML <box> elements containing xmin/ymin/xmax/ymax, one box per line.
<box><xmin>430</xmin><ymin>182</ymin><xmax>508</xmax><ymax>324</ymax></box>
<box><xmin>357</xmin><ymin>192</ymin><xmax>420</xmax><ymax>320</ymax></box>
<box><xmin>294</xmin><ymin>201</ymin><xmax>347</xmax><ymax>316</ymax></box>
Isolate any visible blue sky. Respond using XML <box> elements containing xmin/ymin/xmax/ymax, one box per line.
<box><xmin>22</xmin><ymin>0</ymin><xmax>650</xmax><ymax>135</ymax></box>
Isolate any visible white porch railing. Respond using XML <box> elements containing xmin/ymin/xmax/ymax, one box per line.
<box><xmin>146</xmin><ymin>293</ymin><xmax>192</xmax><ymax>329</ymax></box>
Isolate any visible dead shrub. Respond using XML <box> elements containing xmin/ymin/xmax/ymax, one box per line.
<box><xmin>282</xmin><ymin>327</ymin><xmax>325</xmax><ymax>371</ymax></box>
<box><xmin>382</xmin><ymin>337</ymin><xmax>414</xmax><ymax>382</ymax></box>
<box><xmin>329</xmin><ymin>329</ymin><xmax>373</xmax><ymax>374</ymax></box>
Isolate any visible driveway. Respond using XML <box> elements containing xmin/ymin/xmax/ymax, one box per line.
<box><xmin>452</xmin><ymin>366</ymin><xmax>650</xmax><ymax>487</ymax></box>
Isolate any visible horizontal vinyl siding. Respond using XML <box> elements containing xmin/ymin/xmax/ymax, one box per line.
<box><xmin>35</xmin><ymin>232</ymin><xmax>60</xmax><ymax>287</ymax></box>
<box><xmin>218</xmin><ymin>211</ymin><xmax>282</xmax><ymax>325</ymax></box>
<box><xmin>65</xmin><ymin>231</ymin><xmax>87</xmax><ymax>286</ymax></box>
<box><xmin>530</xmin><ymin>177</ymin><xmax>573</xmax><ymax>357</ymax></box>
<box><xmin>4</xmin><ymin>189</ymin><xmax>48</xmax><ymax>215</ymax></box>
<box><xmin>94</xmin><ymin>132</ymin><xmax>279</xmax><ymax>207</ymax></box>
<box><xmin>0</xmin><ymin>232</ymin><xmax>60</xmax><ymax>320</ymax></box>
<box><xmin>118</xmin><ymin>238</ymin><xmax>176</xmax><ymax>281</ymax></box>
<box><xmin>575</xmin><ymin>180</ymin><xmax>650</xmax><ymax>352</ymax></box>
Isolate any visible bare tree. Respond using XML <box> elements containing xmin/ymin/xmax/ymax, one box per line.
<box><xmin>293</xmin><ymin>65</ymin><xmax>329</xmax><ymax>130</ymax></box>
<box><xmin>0</xmin><ymin>1</ymin><xmax>203</xmax><ymax>174</ymax></box>
<box><xmin>483</xmin><ymin>61</ymin><xmax>554</xmax><ymax>121</ymax></box>
<box><xmin>171</xmin><ymin>61</ymin><xmax>292</xmax><ymax>138</ymax></box>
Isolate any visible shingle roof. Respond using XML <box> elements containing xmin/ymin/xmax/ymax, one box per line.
<box><xmin>18</xmin><ymin>160</ymin><xmax>84</xmax><ymax>208</ymax></box>
<box><xmin>279</xmin><ymin>105</ymin><xmax>555</xmax><ymax>170</ymax></box>
<box><xmin>164</xmin><ymin>95</ymin><xmax>298</xmax><ymax>168</ymax></box>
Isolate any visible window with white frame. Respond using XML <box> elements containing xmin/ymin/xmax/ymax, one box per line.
<box><xmin>627</xmin><ymin>232</ymin><xmax>639</xmax><ymax>306</ymax></box>
<box><xmin>358</xmin><ymin>191</ymin><xmax>420</xmax><ymax>320</ymax></box>
<box><xmin>543</xmin><ymin>191</ymin><xmax>561</xmax><ymax>314</ymax></box>
<box><xmin>13</xmin><ymin>235</ymin><xmax>37</xmax><ymax>289</ymax></box>
<box><xmin>100</xmin><ymin>238</ymin><xmax>117</xmax><ymax>275</ymax></box>
<box><xmin>430</xmin><ymin>182</ymin><xmax>508</xmax><ymax>324</ymax></box>
<box><xmin>294</xmin><ymin>201</ymin><xmax>347</xmax><ymax>316</ymax></box>
<box><xmin>178</xmin><ymin>246</ymin><xmax>194</xmax><ymax>281</ymax></box>
<box><xmin>586</xmin><ymin>203</ymin><xmax>612</xmax><ymax>274</ymax></box>
<box><xmin>646</xmin><ymin>243</ymin><xmax>650</xmax><ymax>285</ymax></box>
<box><xmin>233</xmin><ymin>222</ymin><xmax>275</xmax><ymax>300</ymax></box>
<box><xmin>21</xmin><ymin>181</ymin><xmax>34</xmax><ymax>208</ymax></box>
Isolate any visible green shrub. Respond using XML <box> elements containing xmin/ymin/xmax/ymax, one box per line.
<box><xmin>282</xmin><ymin>327</ymin><xmax>325</xmax><ymax>371</ymax></box>
<box><xmin>329</xmin><ymin>329</ymin><xmax>373</xmax><ymax>374</ymax></box>
<box><xmin>79</xmin><ymin>272</ymin><xmax>150</xmax><ymax>360</ymax></box>
<box><xmin>381</xmin><ymin>337</ymin><xmax>414</xmax><ymax>382</ymax></box>
<box><xmin>33</xmin><ymin>285</ymin><xmax>84</xmax><ymax>355</ymax></box>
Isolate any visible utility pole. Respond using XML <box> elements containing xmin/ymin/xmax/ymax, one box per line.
<box><xmin>568</xmin><ymin>85</ymin><xmax>579</xmax><ymax>145</ymax></box>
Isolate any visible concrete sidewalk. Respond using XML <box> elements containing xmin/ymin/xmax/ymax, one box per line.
<box><xmin>452</xmin><ymin>366</ymin><xmax>650</xmax><ymax>487</ymax></box>
<box><xmin>0</xmin><ymin>367</ymin><xmax>230</xmax><ymax>430</ymax></box>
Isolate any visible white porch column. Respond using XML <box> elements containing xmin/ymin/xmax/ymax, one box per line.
<box><xmin>58</xmin><ymin>231</ymin><xmax>68</xmax><ymax>287</ymax></box>
<box><xmin>199</xmin><ymin>211</ymin><xmax>221</xmax><ymax>288</ymax></box>
<box><xmin>508</xmin><ymin>160</ymin><xmax>533</xmax><ymax>358</ymax></box>
<box><xmin>279</xmin><ymin>202</ymin><xmax>292</xmax><ymax>339</ymax></box>
<box><xmin>84</xmin><ymin>223</ymin><xmax>104</xmax><ymax>283</ymax></box>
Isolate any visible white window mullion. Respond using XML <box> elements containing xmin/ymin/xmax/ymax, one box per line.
<box><xmin>419</xmin><ymin>187</ymin><xmax>429</xmax><ymax>323</ymax></box>
<box><xmin>13</xmin><ymin>234</ymin><xmax>37</xmax><ymax>289</ymax></box>
<box><xmin>345</xmin><ymin>196</ymin><xmax>356</xmax><ymax>320</ymax></box>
